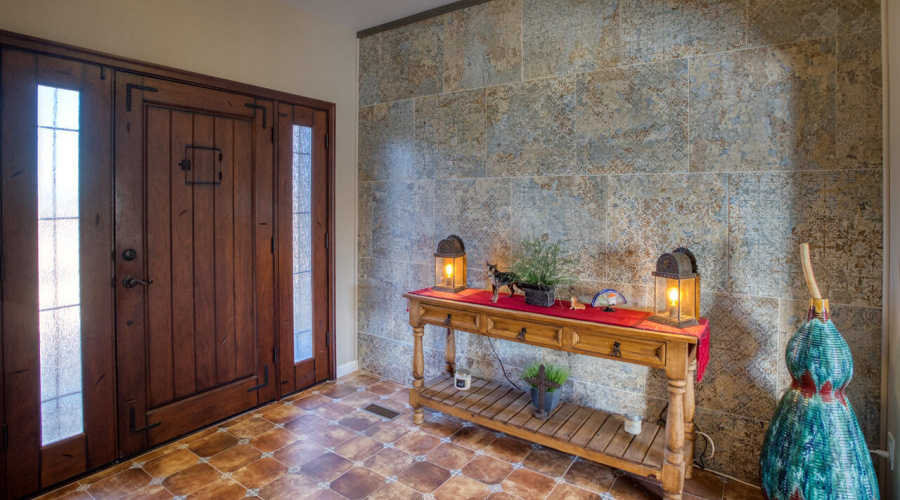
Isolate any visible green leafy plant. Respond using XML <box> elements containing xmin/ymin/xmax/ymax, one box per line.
<box><xmin>509</xmin><ymin>237</ymin><xmax>575</xmax><ymax>288</ymax></box>
<box><xmin>521</xmin><ymin>362</ymin><xmax>570</xmax><ymax>393</ymax></box>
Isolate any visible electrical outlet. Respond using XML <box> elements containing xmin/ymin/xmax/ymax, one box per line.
<box><xmin>889</xmin><ymin>432</ymin><xmax>895</xmax><ymax>471</ymax></box>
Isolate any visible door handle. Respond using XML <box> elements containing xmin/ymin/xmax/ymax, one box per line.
<box><xmin>122</xmin><ymin>275</ymin><xmax>153</xmax><ymax>288</ymax></box>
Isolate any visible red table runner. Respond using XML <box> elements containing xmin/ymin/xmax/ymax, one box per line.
<box><xmin>409</xmin><ymin>288</ymin><xmax>709</xmax><ymax>382</ymax></box>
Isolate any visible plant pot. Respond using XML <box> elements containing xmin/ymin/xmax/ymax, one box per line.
<box><xmin>519</xmin><ymin>282</ymin><xmax>556</xmax><ymax>307</ymax></box>
<box><xmin>530</xmin><ymin>387</ymin><xmax>562</xmax><ymax>413</ymax></box>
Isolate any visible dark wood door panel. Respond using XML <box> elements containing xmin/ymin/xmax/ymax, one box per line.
<box><xmin>115</xmin><ymin>72</ymin><xmax>269</xmax><ymax>457</ymax></box>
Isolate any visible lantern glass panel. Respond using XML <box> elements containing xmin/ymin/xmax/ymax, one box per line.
<box><xmin>654</xmin><ymin>276</ymin><xmax>682</xmax><ymax>321</ymax></box>
<box><xmin>679</xmin><ymin>277</ymin><xmax>697</xmax><ymax>322</ymax></box>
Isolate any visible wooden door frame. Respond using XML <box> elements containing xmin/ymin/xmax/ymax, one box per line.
<box><xmin>0</xmin><ymin>28</ymin><xmax>337</xmax><ymax>492</ymax></box>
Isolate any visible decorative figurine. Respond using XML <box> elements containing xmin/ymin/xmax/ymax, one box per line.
<box><xmin>760</xmin><ymin>243</ymin><xmax>879</xmax><ymax>500</ymax></box>
<box><xmin>486</xmin><ymin>262</ymin><xmax>520</xmax><ymax>303</ymax></box>
<box><xmin>591</xmin><ymin>289</ymin><xmax>627</xmax><ymax>312</ymax></box>
<box><xmin>568</xmin><ymin>288</ymin><xmax>586</xmax><ymax>310</ymax></box>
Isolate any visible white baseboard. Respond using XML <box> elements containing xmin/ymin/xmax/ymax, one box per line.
<box><xmin>336</xmin><ymin>360</ymin><xmax>359</xmax><ymax>378</ymax></box>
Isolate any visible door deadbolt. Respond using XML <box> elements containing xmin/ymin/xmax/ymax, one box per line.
<box><xmin>122</xmin><ymin>248</ymin><xmax>137</xmax><ymax>261</ymax></box>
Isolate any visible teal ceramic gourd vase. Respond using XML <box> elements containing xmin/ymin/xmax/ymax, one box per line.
<box><xmin>760</xmin><ymin>244</ymin><xmax>879</xmax><ymax>500</ymax></box>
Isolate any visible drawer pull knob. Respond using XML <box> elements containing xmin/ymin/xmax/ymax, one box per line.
<box><xmin>444</xmin><ymin>314</ymin><xmax>452</xmax><ymax>326</ymax></box>
<box><xmin>517</xmin><ymin>327</ymin><xmax>527</xmax><ymax>341</ymax></box>
<box><xmin>611</xmin><ymin>341</ymin><xmax>622</xmax><ymax>358</ymax></box>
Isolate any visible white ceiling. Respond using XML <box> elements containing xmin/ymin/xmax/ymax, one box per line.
<box><xmin>279</xmin><ymin>0</ymin><xmax>460</xmax><ymax>33</ymax></box>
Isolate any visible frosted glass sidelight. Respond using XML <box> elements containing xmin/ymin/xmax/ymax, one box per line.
<box><xmin>37</xmin><ymin>85</ymin><xmax>84</xmax><ymax>445</ymax></box>
<box><xmin>292</xmin><ymin>125</ymin><xmax>313</xmax><ymax>362</ymax></box>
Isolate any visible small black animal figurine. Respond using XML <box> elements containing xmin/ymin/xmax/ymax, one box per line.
<box><xmin>486</xmin><ymin>262</ymin><xmax>519</xmax><ymax>303</ymax></box>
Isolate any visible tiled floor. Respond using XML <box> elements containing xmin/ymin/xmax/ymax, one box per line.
<box><xmin>37</xmin><ymin>372</ymin><xmax>763</xmax><ymax>500</ymax></box>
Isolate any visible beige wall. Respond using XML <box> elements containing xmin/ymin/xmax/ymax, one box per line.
<box><xmin>0</xmin><ymin>0</ymin><xmax>360</xmax><ymax>373</ymax></box>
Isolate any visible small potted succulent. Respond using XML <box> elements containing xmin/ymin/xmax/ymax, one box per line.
<box><xmin>522</xmin><ymin>362</ymin><xmax>570</xmax><ymax>414</ymax></box>
<box><xmin>510</xmin><ymin>237</ymin><xmax>575</xmax><ymax>307</ymax></box>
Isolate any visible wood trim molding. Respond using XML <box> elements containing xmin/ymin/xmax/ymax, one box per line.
<box><xmin>357</xmin><ymin>0</ymin><xmax>493</xmax><ymax>38</ymax></box>
<box><xmin>0</xmin><ymin>30</ymin><xmax>335</xmax><ymax>111</ymax></box>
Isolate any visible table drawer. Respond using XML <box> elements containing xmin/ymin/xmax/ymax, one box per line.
<box><xmin>570</xmin><ymin>329</ymin><xmax>666</xmax><ymax>367</ymax></box>
<box><xmin>486</xmin><ymin>315</ymin><xmax>563</xmax><ymax>348</ymax></box>
<box><xmin>418</xmin><ymin>303</ymin><xmax>480</xmax><ymax>331</ymax></box>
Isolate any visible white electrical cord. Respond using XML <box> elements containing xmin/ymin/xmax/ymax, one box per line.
<box><xmin>697</xmin><ymin>431</ymin><xmax>716</xmax><ymax>461</ymax></box>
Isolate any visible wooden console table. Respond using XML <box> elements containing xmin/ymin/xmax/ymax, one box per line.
<box><xmin>405</xmin><ymin>290</ymin><xmax>704</xmax><ymax>500</ymax></box>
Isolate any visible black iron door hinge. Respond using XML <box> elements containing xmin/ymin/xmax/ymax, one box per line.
<box><xmin>325</xmin><ymin>331</ymin><xmax>329</xmax><ymax>348</ymax></box>
<box><xmin>2</xmin><ymin>424</ymin><xmax>8</xmax><ymax>450</ymax></box>
<box><xmin>125</xmin><ymin>83</ymin><xmax>159</xmax><ymax>112</ymax></box>
<box><xmin>325</xmin><ymin>233</ymin><xmax>329</xmax><ymax>250</ymax></box>
<box><xmin>248</xmin><ymin>364</ymin><xmax>269</xmax><ymax>392</ymax></box>
<box><xmin>129</xmin><ymin>407</ymin><xmax>161</xmax><ymax>434</ymax></box>
<box><xmin>273</xmin><ymin>346</ymin><xmax>278</xmax><ymax>365</ymax></box>
<box><xmin>325</xmin><ymin>134</ymin><xmax>329</xmax><ymax>150</ymax></box>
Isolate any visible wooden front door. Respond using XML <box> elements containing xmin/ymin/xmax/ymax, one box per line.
<box><xmin>114</xmin><ymin>73</ymin><xmax>277</xmax><ymax>456</ymax></box>
<box><xmin>0</xmin><ymin>49</ymin><xmax>117</xmax><ymax>497</ymax></box>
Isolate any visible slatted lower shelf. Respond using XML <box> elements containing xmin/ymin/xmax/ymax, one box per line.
<box><xmin>411</xmin><ymin>377</ymin><xmax>666</xmax><ymax>479</ymax></box>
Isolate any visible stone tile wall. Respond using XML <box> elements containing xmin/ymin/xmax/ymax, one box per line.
<box><xmin>357</xmin><ymin>0</ymin><xmax>882</xmax><ymax>484</ymax></box>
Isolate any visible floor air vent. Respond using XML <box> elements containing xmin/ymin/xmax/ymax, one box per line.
<box><xmin>364</xmin><ymin>404</ymin><xmax>401</xmax><ymax>420</ymax></box>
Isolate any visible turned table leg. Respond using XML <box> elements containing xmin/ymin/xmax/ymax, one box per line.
<box><xmin>412</xmin><ymin>325</ymin><xmax>425</xmax><ymax>425</ymax></box>
<box><xmin>684</xmin><ymin>358</ymin><xmax>697</xmax><ymax>480</ymax></box>
<box><xmin>445</xmin><ymin>328</ymin><xmax>456</xmax><ymax>377</ymax></box>
<box><xmin>663</xmin><ymin>376</ymin><xmax>687</xmax><ymax>500</ymax></box>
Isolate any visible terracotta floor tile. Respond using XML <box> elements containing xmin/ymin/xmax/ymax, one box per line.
<box><xmin>273</xmin><ymin>440</ymin><xmax>325</xmax><ymax>468</ymax></box>
<box><xmin>208</xmin><ymin>444</ymin><xmax>262</xmax><ymax>472</ymax></box>
<box><xmin>724</xmin><ymin>480</ymin><xmax>764</xmax><ymax>500</ymax></box>
<box><xmin>398</xmin><ymin>461</ymin><xmax>452</xmax><ymax>493</ymax></box>
<box><xmin>334</xmin><ymin>435</ymin><xmax>384</xmax><ymax>461</ymax></box>
<box><xmin>294</xmin><ymin>393</ymin><xmax>334</xmax><ymax>410</ymax></box>
<box><xmin>285</xmin><ymin>414</ymin><xmax>330</xmax><ymax>436</ymax></box>
<box><xmin>685</xmin><ymin>469</ymin><xmax>727</xmax><ymax>499</ymax></box>
<box><xmin>34</xmin><ymin>482</ymin><xmax>80</xmax><ymax>500</ymax></box>
<box><xmin>301</xmin><ymin>488</ymin><xmax>346</xmax><ymax>500</ymax></box>
<box><xmin>340</xmin><ymin>373</ymin><xmax>382</xmax><ymax>388</ymax></box>
<box><xmin>427</xmin><ymin>443</ymin><xmax>476</xmax><ymax>470</ymax></box>
<box><xmin>451</xmin><ymin>426</ymin><xmax>497</xmax><ymax>450</ymax></box>
<box><xmin>339</xmin><ymin>410</ymin><xmax>384</xmax><ymax>431</ymax></box>
<box><xmin>395</xmin><ymin>431</ymin><xmax>442</xmax><ymax>455</ymax></box>
<box><xmin>315</xmin><ymin>401</ymin><xmax>358</xmax><ymax>420</ymax></box>
<box><xmin>307</xmin><ymin>424</ymin><xmax>356</xmax><ymax>447</ymax></box>
<box><xmin>462</xmin><ymin>455</ymin><xmax>513</xmax><ymax>484</ymax></box>
<box><xmin>433</xmin><ymin>475</ymin><xmax>491</xmax><ymax>500</ymax></box>
<box><xmin>188</xmin><ymin>431</ymin><xmax>240</xmax><ymax>457</ymax></box>
<box><xmin>186</xmin><ymin>478</ymin><xmax>247</xmax><ymax>500</ymax></box>
<box><xmin>330</xmin><ymin>467</ymin><xmax>386</xmax><ymax>499</ymax></box>
<box><xmin>262</xmin><ymin>404</ymin><xmax>305</xmax><ymax>424</ymax></box>
<box><xmin>368</xmin><ymin>482</ymin><xmax>423</xmax><ymax>500</ymax></box>
<box><xmin>163</xmin><ymin>463</ymin><xmax>221</xmax><ymax>496</ymax></box>
<box><xmin>365</xmin><ymin>420</ymin><xmax>410</xmax><ymax>442</ymax></box>
<box><xmin>228</xmin><ymin>417</ymin><xmax>275</xmax><ymax>439</ymax></box>
<box><xmin>258</xmin><ymin>472</ymin><xmax>317</xmax><ymax>499</ymax></box>
<box><xmin>142</xmin><ymin>448</ymin><xmax>200</xmax><ymax>478</ymax></box>
<box><xmin>300</xmin><ymin>453</ymin><xmax>353</xmax><ymax>482</ymax></box>
<box><xmin>374</xmin><ymin>397</ymin><xmax>409</xmax><ymax>413</ymax></box>
<box><xmin>563</xmin><ymin>460</ymin><xmax>616</xmax><ymax>494</ymax></box>
<box><xmin>501</xmin><ymin>468</ymin><xmax>557</xmax><ymax>499</ymax></box>
<box><xmin>259</xmin><ymin>473</ymin><xmax>318</xmax><ymax>500</ymax></box>
<box><xmin>49</xmin><ymin>492</ymin><xmax>92</xmax><ymax>500</ymax></box>
<box><xmin>318</xmin><ymin>383</ymin><xmax>359</xmax><ymax>399</ymax></box>
<box><xmin>523</xmin><ymin>448</ymin><xmax>574</xmax><ymax>478</ymax></box>
<box><xmin>547</xmin><ymin>483</ymin><xmax>602</xmax><ymax>500</ymax></box>
<box><xmin>119</xmin><ymin>484</ymin><xmax>173</xmax><ymax>500</ymax></box>
<box><xmin>340</xmin><ymin>390</ymin><xmax>381</xmax><ymax>407</ymax></box>
<box><xmin>364</xmin><ymin>448</ymin><xmax>415</xmax><ymax>476</ymax></box>
<box><xmin>231</xmin><ymin>457</ymin><xmax>288</xmax><ymax>490</ymax></box>
<box><xmin>608</xmin><ymin>476</ymin><xmax>662</xmax><ymax>500</ymax></box>
<box><xmin>76</xmin><ymin>460</ymin><xmax>134</xmax><ymax>486</ymax></box>
<box><xmin>251</xmin><ymin>428</ymin><xmax>299</xmax><ymax>452</ymax></box>
<box><xmin>420</xmin><ymin>416</ymin><xmax>464</xmax><ymax>438</ymax></box>
<box><xmin>86</xmin><ymin>468</ymin><xmax>151</xmax><ymax>499</ymax></box>
<box><xmin>484</xmin><ymin>436</ymin><xmax>533</xmax><ymax>463</ymax></box>
<box><xmin>180</xmin><ymin>426</ymin><xmax>219</xmax><ymax>444</ymax></box>
<box><xmin>486</xmin><ymin>493</ymin><xmax>519</xmax><ymax>500</ymax></box>
<box><xmin>366</xmin><ymin>380</ymin><xmax>406</xmax><ymax>396</ymax></box>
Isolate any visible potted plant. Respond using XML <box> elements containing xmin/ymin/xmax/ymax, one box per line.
<box><xmin>510</xmin><ymin>237</ymin><xmax>575</xmax><ymax>307</ymax></box>
<box><xmin>522</xmin><ymin>362</ymin><xmax>570</xmax><ymax>414</ymax></box>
